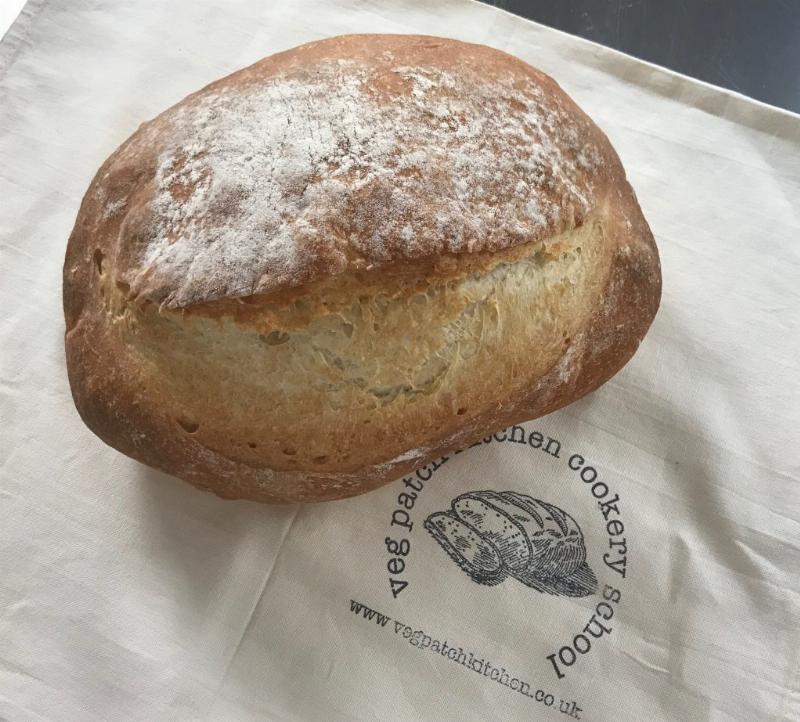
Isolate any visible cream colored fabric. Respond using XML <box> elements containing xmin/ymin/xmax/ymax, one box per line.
<box><xmin>1</xmin><ymin>1</ymin><xmax>798</xmax><ymax>720</ymax></box>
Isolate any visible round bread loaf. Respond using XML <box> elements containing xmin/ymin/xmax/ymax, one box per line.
<box><xmin>63</xmin><ymin>34</ymin><xmax>661</xmax><ymax>503</ymax></box>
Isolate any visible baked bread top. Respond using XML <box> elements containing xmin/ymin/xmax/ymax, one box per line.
<box><xmin>67</xmin><ymin>34</ymin><xmax>622</xmax><ymax>313</ymax></box>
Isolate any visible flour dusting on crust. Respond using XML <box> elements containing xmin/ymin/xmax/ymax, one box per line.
<box><xmin>111</xmin><ymin>44</ymin><xmax>604</xmax><ymax>308</ymax></box>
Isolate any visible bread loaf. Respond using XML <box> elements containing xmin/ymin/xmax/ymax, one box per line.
<box><xmin>63</xmin><ymin>34</ymin><xmax>661</xmax><ymax>503</ymax></box>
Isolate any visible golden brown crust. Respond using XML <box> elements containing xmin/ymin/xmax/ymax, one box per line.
<box><xmin>63</xmin><ymin>35</ymin><xmax>661</xmax><ymax>504</ymax></box>
<box><xmin>79</xmin><ymin>34</ymin><xmax>618</xmax><ymax>309</ymax></box>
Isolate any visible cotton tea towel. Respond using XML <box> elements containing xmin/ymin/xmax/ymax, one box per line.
<box><xmin>1</xmin><ymin>1</ymin><xmax>798</xmax><ymax>720</ymax></box>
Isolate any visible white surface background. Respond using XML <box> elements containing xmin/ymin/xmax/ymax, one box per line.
<box><xmin>0</xmin><ymin>0</ymin><xmax>25</xmax><ymax>40</ymax></box>
<box><xmin>1</xmin><ymin>1</ymin><xmax>799</xmax><ymax>721</ymax></box>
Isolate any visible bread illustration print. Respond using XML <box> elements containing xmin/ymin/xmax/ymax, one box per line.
<box><xmin>424</xmin><ymin>491</ymin><xmax>598</xmax><ymax>597</ymax></box>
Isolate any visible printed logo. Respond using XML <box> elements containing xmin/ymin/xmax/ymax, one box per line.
<box><xmin>424</xmin><ymin>491</ymin><xmax>597</xmax><ymax>597</ymax></box>
<box><xmin>348</xmin><ymin>425</ymin><xmax>631</xmax><ymax>719</ymax></box>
